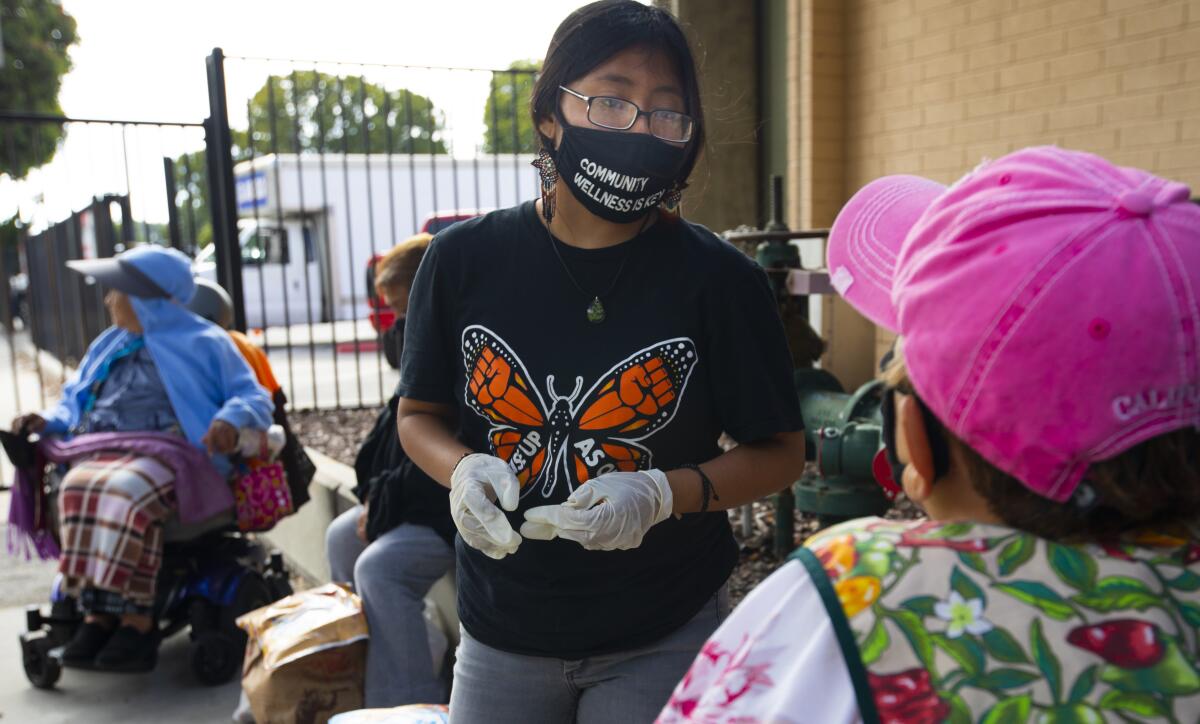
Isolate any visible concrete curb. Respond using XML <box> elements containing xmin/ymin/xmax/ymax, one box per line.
<box><xmin>261</xmin><ymin>447</ymin><xmax>358</xmax><ymax>584</ymax></box>
<box><xmin>262</xmin><ymin>448</ymin><xmax>460</xmax><ymax>644</ymax></box>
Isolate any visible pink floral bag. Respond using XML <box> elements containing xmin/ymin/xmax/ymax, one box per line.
<box><xmin>233</xmin><ymin>460</ymin><xmax>294</xmax><ymax>532</ymax></box>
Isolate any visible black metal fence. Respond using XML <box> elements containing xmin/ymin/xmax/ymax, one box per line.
<box><xmin>0</xmin><ymin>112</ymin><xmax>210</xmax><ymax>487</ymax></box>
<box><xmin>1</xmin><ymin>113</ymin><xmax>208</xmax><ymax>414</ymax></box>
<box><xmin>1</xmin><ymin>49</ymin><xmax>541</xmax><ymax>424</ymax></box>
<box><xmin>215</xmin><ymin>53</ymin><xmax>540</xmax><ymax>410</ymax></box>
<box><xmin>24</xmin><ymin>195</ymin><xmax>126</xmax><ymax>365</ymax></box>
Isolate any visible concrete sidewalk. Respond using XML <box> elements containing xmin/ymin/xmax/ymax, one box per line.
<box><xmin>0</xmin><ymin>604</ymin><xmax>241</xmax><ymax>723</ymax></box>
<box><xmin>0</xmin><ymin>492</ymin><xmax>58</xmax><ymax>608</ymax></box>
<box><xmin>0</xmin><ymin>493</ymin><xmax>240</xmax><ymax>722</ymax></box>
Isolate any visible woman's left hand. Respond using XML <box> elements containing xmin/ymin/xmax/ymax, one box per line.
<box><xmin>521</xmin><ymin>469</ymin><xmax>673</xmax><ymax>551</ymax></box>
<box><xmin>202</xmin><ymin>420</ymin><xmax>239</xmax><ymax>455</ymax></box>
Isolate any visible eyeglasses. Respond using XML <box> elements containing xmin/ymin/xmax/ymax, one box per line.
<box><xmin>558</xmin><ymin>86</ymin><xmax>695</xmax><ymax>143</ymax></box>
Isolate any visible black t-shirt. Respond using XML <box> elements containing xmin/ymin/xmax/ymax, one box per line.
<box><xmin>398</xmin><ymin>201</ymin><xmax>802</xmax><ymax>658</ymax></box>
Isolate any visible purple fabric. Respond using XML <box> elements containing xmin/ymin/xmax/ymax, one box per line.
<box><xmin>6</xmin><ymin>432</ymin><xmax>232</xmax><ymax>560</ymax></box>
<box><xmin>6</xmin><ymin>450</ymin><xmax>59</xmax><ymax>560</ymax></box>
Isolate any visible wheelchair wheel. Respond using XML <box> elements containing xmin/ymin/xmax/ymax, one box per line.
<box><xmin>190</xmin><ymin>630</ymin><xmax>240</xmax><ymax>686</ymax></box>
<box><xmin>21</xmin><ymin>632</ymin><xmax>62</xmax><ymax>690</ymax></box>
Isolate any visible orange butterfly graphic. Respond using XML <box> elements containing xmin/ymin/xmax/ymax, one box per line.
<box><xmin>462</xmin><ymin>325</ymin><xmax>698</xmax><ymax>499</ymax></box>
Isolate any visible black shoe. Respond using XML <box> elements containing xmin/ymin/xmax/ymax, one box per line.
<box><xmin>94</xmin><ymin>625</ymin><xmax>159</xmax><ymax>672</ymax></box>
<box><xmin>59</xmin><ymin>621</ymin><xmax>115</xmax><ymax>666</ymax></box>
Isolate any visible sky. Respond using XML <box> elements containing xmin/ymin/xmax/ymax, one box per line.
<box><xmin>3</xmin><ymin>0</ymin><xmax>589</xmax><ymax>229</ymax></box>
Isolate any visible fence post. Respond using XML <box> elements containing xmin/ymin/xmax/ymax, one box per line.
<box><xmin>204</xmin><ymin>47</ymin><xmax>247</xmax><ymax>332</ymax></box>
<box><xmin>162</xmin><ymin>156</ymin><xmax>184</xmax><ymax>253</ymax></box>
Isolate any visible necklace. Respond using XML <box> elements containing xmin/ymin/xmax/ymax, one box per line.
<box><xmin>544</xmin><ymin>212</ymin><xmax>651</xmax><ymax>324</ymax></box>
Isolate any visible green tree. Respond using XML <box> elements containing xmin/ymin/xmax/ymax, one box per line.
<box><xmin>171</xmin><ymin>131</ymin><xmax>246</xmax><ymax>250</ymax></box>
<box><xmin>174</xmin><ymin>73</ymin><xmax>445</xmax><ymax>250</ymax></box>
<box><xmin>0</xmin><ymin>0</ymin><xmax>78</xmax><ymax>179</ymax></box>
<box><xmin>246</xmin><ymin>72</ymin><xmax>446</xmax><ymax>155</ymax></box>
<box><xmin>483</xmin><ymin>60</ymin><xmax>540</xmax><ymax>154</ymax></box>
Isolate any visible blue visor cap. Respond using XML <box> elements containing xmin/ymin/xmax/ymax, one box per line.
<box><xmin>66</xmin><ymin>245</ymin><xmax>196</xmax><ymax>303</ymax></box>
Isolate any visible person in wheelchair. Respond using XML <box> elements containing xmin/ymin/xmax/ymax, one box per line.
<box><xmin>10</xmin><ymin>245</ymin><xmax>273</xmax><ymax>672</ymax></box>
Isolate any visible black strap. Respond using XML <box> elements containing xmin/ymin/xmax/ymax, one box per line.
<box><xmin>790</xmin><ymin>547</ymin><xmax>882</xmax><ymax>724</ymax></box>
<box><xmin>680</xmin><ymin>463</ymin><xmax>719</xmax><ymax>514</ymax></box>
<box><xmin>0</xmin><ymin>429</ymin><xmax>37</xmax><ymax>468</ymax></box>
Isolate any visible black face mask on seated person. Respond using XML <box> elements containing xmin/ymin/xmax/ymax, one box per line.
<box><xmin>383</xmin><ymin>317</ymin><xmax>405</xmax><ymax>370</ymax></box>
<box><xmin>880</xmin><ymin>387</ymin><xmax>952</xmax><ymax>491</ymax></box>
<box><xmin>550</xmin><ymin>116</ymin><xmax>687</xmax><ymax>224</ymax></box>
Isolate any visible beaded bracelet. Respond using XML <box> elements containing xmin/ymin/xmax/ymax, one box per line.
<box><xmin>680</xmin><ymin>463</ymin><xmax>720</xmax><ymax>514</ymax></box>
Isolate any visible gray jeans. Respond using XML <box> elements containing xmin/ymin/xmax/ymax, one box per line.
<box><xmin>325</xmin><ymin>507</ymin><xmax>455</xmax><ymax>706</ymax></box>
<box><xmin>448</xmin><ymin>587</ymin><xmax>730</xmax><ymax>724</ymax></box>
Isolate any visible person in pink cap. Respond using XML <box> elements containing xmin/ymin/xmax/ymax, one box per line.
<box><xmin>657</xmin><ymin>146</ymin><xmax>1200</xmax><ymax>723</ymax></box>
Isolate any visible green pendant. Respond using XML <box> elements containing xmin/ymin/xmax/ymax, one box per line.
<box><xmin>586</xmin><ymin>296</ymin><xmax>606</xmax><ymax>323</ymax></box>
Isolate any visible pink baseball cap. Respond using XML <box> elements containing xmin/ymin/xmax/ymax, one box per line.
<box><xmin>828</xmin><ymin>146</ymin><xmax>1200</xmax><ymax>502</ymax></box>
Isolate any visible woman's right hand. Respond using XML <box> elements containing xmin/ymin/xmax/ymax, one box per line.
<box><xmin>11</xmin><ymin>413</ymin><xmax>45</xmax><ymax>436</ymax></box>
<box><xmin>450</xmin><ymin>453</ymin><xmax>522</xmax><ymax>560</ymax></box>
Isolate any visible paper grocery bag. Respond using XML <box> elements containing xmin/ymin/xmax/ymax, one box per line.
<box><xmin>238</xmin><ymin>583</ymin><xmax>369</xmax><ymax>724</ymax></box>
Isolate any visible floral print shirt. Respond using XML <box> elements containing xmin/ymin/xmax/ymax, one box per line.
<box><xmin>659</xmin><ymin>517</ymin><xmax>1200</xmax><ymax>723</ymax></box>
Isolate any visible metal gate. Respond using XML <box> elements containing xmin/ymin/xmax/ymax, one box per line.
<box><xmin>0</xmin><ymin>110</ymin><xmax>210</xmax><ymax>487</ymax></box>
<box><xmin>210</xmin><ymin>51</ymin><xmax>539</xmax><ymax>410</ymax></box>
<box><xmin>0</xmin><ymin>48</ymin><xmax>540</xmax><ymax>438</ymax></box>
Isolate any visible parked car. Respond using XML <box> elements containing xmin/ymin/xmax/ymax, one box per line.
<box><xmin>365</xmin><ymin>210</ymin><xmax>484</xmax><ymax>332</ymax></box>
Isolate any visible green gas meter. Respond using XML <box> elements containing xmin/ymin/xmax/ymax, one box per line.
<box><xmin>724</xmin><ymin>175</ymin><xmax>895</xmax><ymax>556</ymax></box>
<box><xmin>794</xmin><ymin>368</ymin><xmax>893</xmax><ymax>528</ymax></box>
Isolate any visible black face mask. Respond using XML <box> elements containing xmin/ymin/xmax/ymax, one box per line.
<box><xmin>880</xmin><ymin>388</ymin><xmax>910</xmax><ymax>494</ymax></box>
<box><xmin>880</xmin><ymin>387</ymin><xmax>952</xmax><ymax>492</ymax></box>
<box><xmin>552</xmin><ymin>117</ymin><xmax>687</xmax><ymax>224</ymax></box>
<box><xmin>382</xmin><ymin>317</ymin><xmax>405</xmax><ymax>370</ymax></box>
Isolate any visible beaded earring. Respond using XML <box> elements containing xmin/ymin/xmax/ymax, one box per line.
<box><xmin>532</xmin><ymin>149</ymin><xmax>558</xmax><ymax>223</ymax></box>
<box><xmin>661</xmin><ymin>184</ymin><xmax>683</xmax><ymax>214</ymax></box>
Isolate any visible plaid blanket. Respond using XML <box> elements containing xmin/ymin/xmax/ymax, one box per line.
<box><xmin>5</xmin><ymin>431</ymin><xmax>231</xmax><ymax>561</ymax></box>
<box><xmin>58</xmin><ymin>452</ymin><xmax>176</xmax><ymax>611</ymax></box>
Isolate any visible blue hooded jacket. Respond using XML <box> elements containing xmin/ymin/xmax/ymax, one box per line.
<box><xmin>39</xmin><ymin>246</ymin><xmax>272</xmax><ymax>475</ymax></box>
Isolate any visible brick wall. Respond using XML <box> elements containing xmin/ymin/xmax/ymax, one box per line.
<box><xmin>790</xmin><ymin>0</ymin><xmax>882</xmax><ymax>389</ymax></box>
<box><xmin>793</xmin><ymin>0</ymin><xmax>1200</xmax><ymax>377</ymax></box>
<box><xmin>846</xmin><ymin>0</ymin><xmax>1200</xmax><ymax>191</ymax></box>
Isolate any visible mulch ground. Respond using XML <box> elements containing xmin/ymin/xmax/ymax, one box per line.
<box><xmin>289</xmin><ymin>408</ymin><xmax>925</xmax><ymax>607</ymax></box>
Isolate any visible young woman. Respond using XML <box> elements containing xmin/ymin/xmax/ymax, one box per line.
<box><xmin>658</xmin><ymin>147</ymin><xmax>1200</xmax><ymax>722</ymax></box>
<box><xmin>395</xmin><ymin>2</ymin><xmax>806</xmax><ymax>720</ymax></box>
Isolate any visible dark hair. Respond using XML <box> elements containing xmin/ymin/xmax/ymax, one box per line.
<box><xmin>955</xmin><ymin>429</ymin><xmax>1200</xmax><ymax>542</ymax></box>
<box><xmin>530</xmin><ymin>0</ymin><xmax>705</xmax><ymax>189</ymax></box>
<box><xmin>884</xmin><ymin>352</ymin><xmax>1200</xmax><ymax>541</ymax></box>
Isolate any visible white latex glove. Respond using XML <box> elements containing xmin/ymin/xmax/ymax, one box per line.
<box><xmin>450</xmin><ymin>453</ymin><xmax>522</xmax><ymax>559</ymax></box>
<box><xmin>520</xmin><ymin>469</ymin><xmax>673</xmax><ymax>551</ymax></box>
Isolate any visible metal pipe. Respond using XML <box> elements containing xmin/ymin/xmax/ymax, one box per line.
<box><xmin>163</xmin><ymin>156</ymin><xmax>183</xmax><ymax>251</ymax></box>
